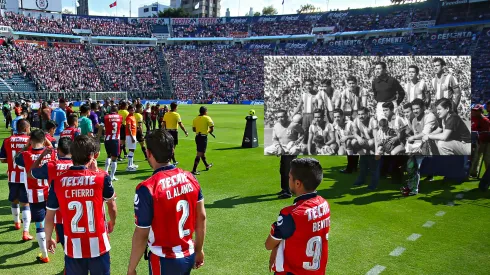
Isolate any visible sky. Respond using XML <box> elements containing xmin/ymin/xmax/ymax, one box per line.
<box><xmin>61</xmin><ymin>0</ymin><xmax>396</xmax><ymax>18</ymax></box>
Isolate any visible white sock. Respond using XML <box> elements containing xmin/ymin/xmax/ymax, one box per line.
<box><xmin>12</xmin><ymin>204</ymin><xmax>20</xmax><ymax>223</ymax></box>
<box><xmin>128</xmin><ymin>151</ymin><xmax>134</xmax><ymax>167</ymax></box>
<box><xmin>22</xmin><ymin>208</ymin><xmax>31</xmax><ymax>232</ymax></box>
<box><xmin>110</xmin><ymin>161</ymin><xmax>117</xmax><ymax>179</ymax></box>
<box><xmin>105</xmin><ymin>158</ymin><xmax>111</xmax><ymax>172</ymax></box>
<box><xmin>36</xmin><ymin>232</ymin><xmax>48</xmax><ymax>258</ymax></box>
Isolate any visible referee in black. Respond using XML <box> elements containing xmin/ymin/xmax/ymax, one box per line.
<box><xmin>191</xmin><ymin>106</ymin><xmax>214</xmax><ymax>175</ymax></box>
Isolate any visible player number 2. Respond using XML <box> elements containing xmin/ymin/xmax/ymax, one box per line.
<box><xmin>68</xmin><ymin>201</ymin><xmax>96</xmax><ymax>233</ymax></box>
<box><xmin>176</xmin><ymin>200</ymin><xmax>190</xmax><ymax>239</ymax></box>
<box><xmin>303</xmin><ymin>236</ymin><xmax>322</xmax><ymax>271</ymax></box>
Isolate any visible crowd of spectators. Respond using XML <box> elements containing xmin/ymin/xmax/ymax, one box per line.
<box><xmin>250</xmin><ymin>20</ymin><xmax>314</xmax><ymax>36</ymax></box>
<box><xmin>12</xmin><ymin>43</ymin><xmax>104</xmax><ymax>93</ymax></box>
<box><xmin>0</xmin><ymin>45</ymin><xmax>21</xmax><ymax>80</ymax></box>
<box><xmin>172</xmin><ymin>23</ymin><xmax>249</xmax><ymax>38</ymax></box>
<box><xmin>91</xmin><ymin>46</ymin><xmax>161</xmax><ymax>92</ymax></box>
<box><xmin>0</xmin><ymin>12</ymin><xmax>153</xmax><ymax>37</ymax></box>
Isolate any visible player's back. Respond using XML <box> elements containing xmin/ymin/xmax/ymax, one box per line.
<box><xmin>104</xmin><ymin>114</ymin><xmax>122</xmax><ymax>140</ymax></box>
<box><xmin>54</xmin><ymin>168</ymin><xmax>111</xmax><ymax>258</ymax></box>
<box><xmin>60</xmin><ymin>127</ymin><xmax>80</xmax><ymax>140</ymax></box>
<box><xmin>126</xmin><ymin>115</ymin><xmax>136</xmax><ymax>136</ymax></box>
<box><xmin>277</xmin><ymin>195</ymin><xmax>330</xmax><ymax>275</ymax></box>
<box><xmin>2</xmin><ymin>134</ymin><xmax>29</xmax><ymax>183</ymax></box>
<box><xmin>136</xmin><ymin>167</ymin><xmax>202</xmax><ymax>258</ymax></box>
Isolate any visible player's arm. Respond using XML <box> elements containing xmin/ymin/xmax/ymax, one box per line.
<box><xmin>103</xmin><ymin>175</ymin><xmax>117</xmax><ymax>232</ymax></box>
<box><xmin>0</xmin><ymin>141</ymin><xmax>7</xmax><ymax>163</ymax></box>
<box><xmin>128</xmin><ymin>185</ymin><xmax>153</xmax><ymax>275</ymax></box>
<box><xmin>45</xmin><ymin>183</ymin><xmax>59</xmax><ymax>254</ymax></box>
<box><xmin>293</xmin><ymin>96</ymin><xmax>303</xmax><ymax>116</ymax></box>
<box><xmin>194</xmin><ymin>190</ymin><xmax>206</xmax><ymax>269</ymax></box>
<box><xmin>326</xmin><ymin>128</ymin><xmax>336</xmax><ymax>146</ymax></box>
<box><xmin>452</xmin><ymin>83</ymin><xmax>461</xmax><ymax>112</ymax></box>
<box><xmin>352</xmin><ymin>121</ymin><xmax>363</xmax><ymax>142</ymax></box>
<box><xmin>30</xmin><ymin>148</ymin><xmax>52</xmax><ymax>177</ymax></box>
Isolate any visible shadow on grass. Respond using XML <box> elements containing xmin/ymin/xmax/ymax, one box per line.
<box><xmin>205</xmin><ymin>194</ymin><xmax>278</xmax><ymax>208</ymax></box>
<box><xmin>214</xmin><ymin>146</ymin><xmax>249</xmax><ymax>151</ymax></box>
<box><xmin>0</xmin><ymin>242</ymin><xmax>37</xmax><ymax>269</ymax></box>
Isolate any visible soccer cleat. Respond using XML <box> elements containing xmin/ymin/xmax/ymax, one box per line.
<box><xmin>205</xmin><ymin>163</ymin><xmax>213</xmax><ymax>171</ymax></box>
<box><xmin>400</xmin><ymin>186</ymin><xmax>410</xmax><ymax>193</ymax></box>
<box><xmin>22</xmin><ymin>231</ymin><xmax>33</xmax><ymax>241</ymax></box>
<box><xmin>126</xmin><ymin>166</ymin><xmax>137</xmax><ymax>172</ymax></box>
<box><xmin>37</xmin><ymin>253</ymin><xmax>50</xmax><ymax>263</ymax></box>
<box><xmin>174</xmin><ymin>161</ymin><xmax>179</xmax><ymax>166</ymax></box>
<box><xmin>192</xmin><ymin>171</ymin><xmax>200</xmax><ymax>175</ymax></box>
<box><xmin>112</xmin><ymin>177</ymin><xmax>119</xmax><ymax>181</ymax></box>
<box><xmin>14</xmin><ymin>222</ymin><xmax>21</xmax><ymax>230</ymax></box>
<box><xmin>132</xmin><ymin>164</ymin><xmax>139</xmax><ymax>169</ymax></box>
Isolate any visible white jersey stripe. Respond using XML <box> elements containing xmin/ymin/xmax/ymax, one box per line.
<box><xmin>20</xmin><ymin>171</ymin><xmax>26</xmax><ymax>184</ymax></box>
<box><xmin>274</xmin><ymin>240</ymin><xmax>286</xmax><ymax>272</ymax></box>
<box><xmin>187</xmin><ymin>240</ymin><xmax>195</xmax><ymax>255</ymax></box>
<box><xmin>90</xmin><ymin>237</ymin><xmax>101</xmax><ymax>258</ymax></box>
<box><xmin>172</xmin><ymin>245</ymin><xmax>185</xmax><ymax>259</ymax></box>
<box><xmin>72</xmin><ymin>238</ymin><xmax>82</xmax><ymax>258</ymax></box>
<box><xmin>10</xmin><ymin>171</ymin><xmax>15</xmax><ymax>183</ymax></box>
<box><xmin>37</xmin><ymin>189</ymin><xmax>44</xmax><ymax>202</ymax></box>
<box><xmin>27</xmin><ymin>189</ymin><xmax>33</xmax><ymax>203</ymax></box>
<box><xmin>102</xmin><ymin>232</ymin><xmax>111</xmax><ymax>252</ymax></box>
<box><xmin>64</xmin><ymin>235</ymin><xmax>68</xmax><ymax>255</ymax></box>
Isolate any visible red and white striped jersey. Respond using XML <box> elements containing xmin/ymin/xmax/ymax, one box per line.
<box><xmin>47</xmin><ymin>158</ymin><xmax>73</xmax><ymax>224</ymax></box>
<box><xmin>0</xmin><ymin>134</ymin><xmax>29</xmax><ymax>184</ymax></box>
<box><xmin>17</xmin><ymin>148</ymin><xmax>56</xmax><ymax>203</ymax></box>
<box><xmin>47</xmin><ymin>167</ymin><xmax>115</xmax><ymax>259</ymax></box>
<box><xmin>104</xmin><ymin>114</ymin><xmax>122</xmax><ymax>141</ymax></box>
<box><xmin>134</xmin><ymin>166</ymin><xmax>203</xmax><ymax>259</ymax></box>
<box><xmin>60</xmin><ymin>127</ymin><xmax>81</xmax><ymax>141</ymax></box>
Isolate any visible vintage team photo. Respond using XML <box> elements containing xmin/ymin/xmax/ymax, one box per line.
<box><xmin>264</xmin><ymin>55</ymin><xmax>471</xmax><ymax>156</ymax></box>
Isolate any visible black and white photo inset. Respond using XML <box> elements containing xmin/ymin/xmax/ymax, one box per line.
<box><xmin>263</xmin><ymin>56</ymin><xmax>471</xmax><ymax>156</ymax></box>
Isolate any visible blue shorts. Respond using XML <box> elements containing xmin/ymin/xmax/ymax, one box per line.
<box><xmin>8</xmin><ymin>182</ymin><xmax>28</xmax><ymax>203</ymax></box>
<box><xmin>148</xmin><ymin>252</ymin><xmax>195</xmax><ymax>275</ymax></box>
<box><xmin>104</xmin><ymin>140</ymin><xmax>120</xmax><ymax>158</ymax></box>
<box><xmin>56</xmin><ymin>223</ymin><xmax>64</xmax><ymax>246</ymax></box>
<box><xmin>30</xmin><ymin>202</ymin><xmax>46</xmax><ymax>223</ymax></box>
<box><xmin>65</xmin><ymin>252</ymin><xmax>110</xmax><ymax>275</ymax></box>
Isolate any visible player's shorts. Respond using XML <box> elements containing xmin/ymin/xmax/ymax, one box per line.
<box><xmin>30</xmin><ymin>201</ymin><xmax>46</xmax><ymax>223</ymax></box>
<box><xmin>65</xmin><ymin>251</ymin><xmax>110</xmax><ymax>275</ymax></box>
<box><xmin>55</xmin><ymin>223</ymin><xmax>64</xmax><ymax>246</ymax></box>
<box><xmin>120</xmin><ymin>125</ymin><xmax>126</xmax><ymax>141</ymax></box>
<box><xmin>126</xmin><ymin>135</ymin><xmax>137</xmax><ymax>150</ymax></box>
<box><xmin>148</xmin><ymin>252</ymin><xmax>195</xmax><ymax>275</ymax></box>
<box><xmin>8</xmin><ymin>182</ymin><xmax>28</xmax><ymax>203</ymax></box>
<box><xmin>104</xmin><ymin>140</ymin><xmax>120</xmax><ymax>158</ymax></box>
<box><xmin>195</xmin><ymin>134</ymin><xmax>208</xmax><ymax>153</ymax></box>
<box><xmin>136</xmin><ymin>129</ymin><xmax>144</xmax><ymax>143</ymax></box>
<box><xmin>168</xmin><ymin>129</ymin><xmax>178</xmax><ymax>146</ymax></box>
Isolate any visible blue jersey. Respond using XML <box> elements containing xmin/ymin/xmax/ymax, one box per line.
<box><xmin>11</xmin><ymin>116</ymin><xmax>23</xmax><ymax>134</ymax></box>
<box><xmin>51</xmin><ymin>108</ymin><xmax>67</xmax><ymax>135</ymax></box>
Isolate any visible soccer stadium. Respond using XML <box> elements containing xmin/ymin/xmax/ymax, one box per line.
<box><xmin>0</xmin><ymin>0</ymin><xmax>489</xmax><ymax>274</ymax></box>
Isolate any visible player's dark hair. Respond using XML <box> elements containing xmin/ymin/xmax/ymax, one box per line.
<box><xmin>313</xmin><ymin>135</ymin><xmax>325</xmax><ymax>146</ymax></box>
<box><xmin>90</xmin><ymin>102</ymin><xmax>99</xmax><ymax>110</ymax></box>
<box><xmin>290</xmin><ymin>158</ymin><xmax>323</xmax><ymax>192</ymax></box>
<box><xmin>57</xmin><ymin>137</ymin><xmax>72</xmax><ymax>155</ymax></box>
<box><xmin>382</xmin><ymin>102</ymin><xmax>395</xmax><ymax>111</ymax></box>
<box><xmin>333</xmin><ymin>108</ymin><xmax>344</xmax><ymax>117</ymax></box>
<box><xmin>59</xmin><ymin>98</ymin><xmax>66</xmax><ymax>104</ymax></box>
<box><xmin>120</xmin><ymin>101</ymin><xmax>127</xmax><ymax>109</ymax></box>
<box><xmin>128</xmin><ymin>104</ymin><xmax>134</xmax><ymax>111</ymax></box>
<box><xmin>347</xmin><ymin>75</ymin><xmax>357</xmax><ymax>83</ymax></box>
<box><xmin>170</xmin><ymin>102</ymin><xmax>178</xmax><ymax>111</ymax></box>
<box><xmin>110</xmin><ymin>105</ymin><xmax>118</xmax><ymax>113</ymax></box>
<box><xmin>146</xmin><ymin>129</ymin><xmax>174</xmax><ymax>163</ymax></box>
<box><xmin>432</xmin><ymin>57</ymin><xmax>446</xmax><ymax>67</ymax></box>
<box><xmin>313</xmin><ymin>109</ymin><xmax>324</xmax><ymax>116</ymax></box>
<box><xmin>46</xmin><ymin>120</ymin><xmax>57</xmax><ymax>131</ymax></box>
<box><xmin>403</xmin><ymin>103</ymin><xmax>412</xmax><ymax>110</ymax></box>
<box><xmin>67</xmin><ymin>114</ymin><xmax>78</xmax><ymax>126</ymax></box>
<box><xmin>30</xmin><ymin>129</ymin><xmax>46</xmax><ymax>144</ymax></box>
<box><xmin>435</xmin><ymin>98</ymin><xmax>453</xmax><ymax>111</ymax></box>
<box><xmin>375</xmin><ymin>61</ymin><xmax>387</xmax><ymax>70</ymax></box>
<box><xmin>199</xmin><ymin>106</ymin><xmax>207</xmax><ymax>115</ymax></box>
<box><xmin>411</xmin><ymin>98</ymin><xmax>425</xmax><ymax>109</ymax></box>
<box><xmin>71</xmin><ymin>135</ymin><xmax>98</xmax><ymax>166</ymax></box>
<box><xmin>275</xmin><ymin>109</ymin><xmax>287</xmax><ymax>115</ymax></box>
<box><xmin>80</xmin><ymin>104</ymin><xmax>90</xmax><ymax>114</ymax></box>
<box><xmin>135</xmin><ymin>104</ymin><xmax>142</xmax><ymax>111</ymax></box>
<box><xmin>408</xmin><ymin>65</ymin><xmax>419</xmax><ymax>74</ymax></box>
<box><xmin>17</xmin><ymin>119</ymin><xmax>29</xmax><ymax>133</ymax></box>
<box><xmin>358</xmin><ymin>107</ymin><xmax>369</xmax><ymax>114</ymax></box>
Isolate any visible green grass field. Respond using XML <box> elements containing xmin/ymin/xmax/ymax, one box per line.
<box><xmin>0</xmin><ymin>105</ymin><xmax>489</xmax><ymax>275</ymax></box>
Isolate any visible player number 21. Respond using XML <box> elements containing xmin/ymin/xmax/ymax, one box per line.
<box><xmin>68</xmin><ymin>201</ymin><xmax>96</xmax><ymax>233</ymax></box>
<box><xmin>303</xmin><ymin>236</ymin><xmax>322</xmax><ymax>271</ymax></box>
<box><xmin>176</xmin><ymin>200</ymin><xmax>190</xmax><ymax>239</ymax></box>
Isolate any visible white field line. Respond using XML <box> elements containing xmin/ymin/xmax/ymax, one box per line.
<box><xmin>366</xmin><ymin>265</ymin><xmax>386</xmax><ymax>275</ymax></box>
<box><xmin>389</xmin><ymin>247</ymin><xmax>406</xmax><ymax>257</ymax></box>
<box><xmin>407</xmin><ymin>233</ymin><xmax>422</xmax><ymax>241</ymax></box>
<box><xmin>423</xmin><ymin>221</ymin><xmax>435</xmax><ymax>228</ymax></box>
<box><xmin>435</xmin><ymin>211</ymin><xmax>446</xmax><ymax>217</ymax></box>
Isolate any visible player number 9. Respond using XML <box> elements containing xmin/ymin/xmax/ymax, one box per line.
<box><xmin>303</xmin><ymin>236</ymin><xmax>322</xmax><ymax>271</ymax></box>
